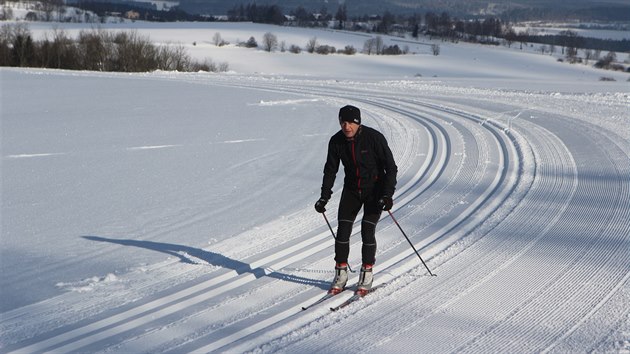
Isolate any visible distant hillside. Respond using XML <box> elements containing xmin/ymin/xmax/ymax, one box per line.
<box><xmin>175</xmin><ymin>0</ymin><xmax>630</xmax><ymax>20</ymax></box>
<box><xmin>177</xmin><ymin>0</ymin><xmax>482</xmax><ymax>17</ymax></box>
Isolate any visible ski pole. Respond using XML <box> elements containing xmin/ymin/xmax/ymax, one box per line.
<box><xmin>387</xmin><ymin>210</ymin><xmax>437</xmax><ymax>277</ymax></box>
<box><xmin>322</xmin><ymin>212</ymin><xmax>355</xmax><ymax>273</ymax></box>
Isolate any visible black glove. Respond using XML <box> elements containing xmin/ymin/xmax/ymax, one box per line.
<box><xmin>314</xmin><ymin>198</ymin><xmax>328</xmax><ymax>213</ymax></box>
<box><xmin>377</xmin><ymin>196</ymin><xmax>393</xmax><ymax>211</ymax></box>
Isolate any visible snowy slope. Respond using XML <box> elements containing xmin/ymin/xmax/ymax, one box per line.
<box><xmin>20</xmin><ymin>21</ymin><xmax>630</xmax><ymax>84</ymax></box>
<box><xmin>1</xmin><ymin>22</ymin><xmax>630</xmax><ymax>353</ymax></box>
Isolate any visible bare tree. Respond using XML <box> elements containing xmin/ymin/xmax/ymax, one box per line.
<box><xmin>306</xmin><ymin>37</ymin><xmax>318</xmax><ymax>53</ymax></box>
<box><xmin>364</xmin><ymin>37</ymin><xmax>385</xmax><ymax>55</ymax></box>
<box><xmin>41</xmin><ymin>0</ymin><xmax>55</xmax><ymax>21</ymax></box>
<box><xmin>0</xmin><ymin>24</ymin><xmax>13</xmax><ymax>65</ymax></box>
<box><xmin>584</xmin><ymin>49</ymin><xmax>593</xmax><ymax>65</ymax></box>
<box><xmin>114</xmin><ymin>31</ymin><xmax>158</xmax><ymax>72</ymax></box>
<box><xmin>431</xmin><ymin>43</ymin><xmax>440</xmax><ymax>56</ymax></box>
<box><xmin>0</xmin><ymin>24</ymin><xmax>223</xmax><ymax>73</ymax></box>
<box><xmin>78</xmin><ymin>29</ymin><xmax>107</xmax><ymax>71</ymax></box>
<box><xmin>212</xmin><ymin>32</ymin><xmax>222</xmax><ymax>46</ymax></box>
<box><xmin>363</xmin><ymin>38</ymin><xmax>376</xmax><ymax>55</ymax></box>
<box><xmin>217</xmin><ymin>61</ymin><xmax>229</xmax><ymax>72</ymax></box>
<box><xmin>504</xmin><ymin>27</ymin><xmax>517</xmax><ymax>48</ymax></box>
<box><xmin>566</xmin><ymin>45</ymin><xmax>579</xmax><ymax>63</ymax></box>
<box><xmin>156</xmin><ymin>43</ymin><xmax>189</xmax><ymax>71</ymax></box>
<box><xmin>46</xmin><ymin>27</ymin><xmax>74</xmax><ymax>69</ymax></box>
<box><xmin>1</xmin><ymin>6</ymin><xmax>13</xmax><ymax>21</ymax></box>
<box><xmin>262</xmin><ymin>32</ymin><xmax>278</xmax><ymax>52</ymax></box>
<box><xmin>374</xmin><ymin>36</ymin><xmax>384</xmax><ymax>54</ymax></box>
<box><xmin>559</xmin><ymin>30</ymin><xmax>581</xmax><ymax>57</ymax></box>
<box><xmin>6</xmin><ymin>23</ymin><xmax>39</xmax><ymax>67</ymax></box>
<box><xmin>341</xmin><ymin>45</ymin><xmax>356</xmax><ymax>55</ymax></box>
<box><xmin>539</xmin><ymin>45</ymin><xmax>547</xmax><ymax>55</ymax></box>
<box><xmin>595</xmin><ymin>51</ymin><xmax>617</xmax><ymax>69</ymax></box>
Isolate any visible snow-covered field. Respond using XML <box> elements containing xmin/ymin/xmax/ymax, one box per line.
<box><xmin>512</xmin><ymin>24</ymin><xmax>630</xmax><ymax>41</ymax></box>
<box><xmin>1</xmin><ymin>22</ymin><xmax>629</xmax><ymax>353</ymax></box>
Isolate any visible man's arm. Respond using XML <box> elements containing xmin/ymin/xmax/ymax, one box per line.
<box><xmin>321</xmin><ymin>138</ymin><xmax>340</xmax><ymax>201</ymax></box>
<box><xmin>378</xmin><ymin>133</ymin><xmax>398</xmax><ymax>198</ymax></box>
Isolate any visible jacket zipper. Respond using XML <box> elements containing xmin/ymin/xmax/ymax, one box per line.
<box><xmin>351</xmin><ymin>140</ymin><xmax>362</xmax><ymax>195</ymax></box>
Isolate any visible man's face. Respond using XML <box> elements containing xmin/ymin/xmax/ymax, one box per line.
<box><xmin>340</xmin><ymin>121</ymin><xmax>360</xmax><ymax>139</ymax></box>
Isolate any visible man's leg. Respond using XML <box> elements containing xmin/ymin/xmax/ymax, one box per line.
<box><xmin>360</xmin><ymin>198</ymin><xmax>382</xmax><ymax>265</ymax></box>
<box><xmin>357</xmin><ymin>200</ymin><xmax>381</xmax><ymax>293</ymax></box>
<box><xmin>335</xmin><ymin>189</ymin><xmax>362</xmax><ymax>264</ymax></box>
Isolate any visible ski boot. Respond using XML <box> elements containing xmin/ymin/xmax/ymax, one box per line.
<box><xmin>329</xmin><ymin>263</ymin><xmax>348</xmax><ymax>295</ymax></box>
<box><xmin>356</xmin><ymin>264</ymin><xmax>373</xmax><ymax>296</ymax></box>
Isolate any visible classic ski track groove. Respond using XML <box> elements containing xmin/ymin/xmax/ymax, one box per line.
<box><xmin>210</xmin><ymin>84</ymin><xmax>519</xmax><ymax>353</ymax></box>
<box><xmin>270</xmin><ymin>97</ymin><xmax>629</xmax><ymax>353</ymax></box>
<box><xmin>452</xmin><ymin>116</ymin><xmax>630</xmax><ymax>353</ymax></box>
<box><xmin>145</xmin><ymin>83</ymin><xmax>511</xmax><ymax>354</ymax></box>
<box><xmin>1</xmin><ymin>78</ymin><xmax>443</xmax><ymax>353</ymax></box>
<box><xmin>3</xmin><ymin>74</ymin><xmax>628</xmax><ymax>353</ymax></box>
<box><xmin>194</xmin><ymin>84</ymin><xmax>520</xmax><ymax>351</ymax></box>
<box><xmin>2</xmin><ymin>77</ymin><xmax>496</xmax><ymax>353</ymax></box>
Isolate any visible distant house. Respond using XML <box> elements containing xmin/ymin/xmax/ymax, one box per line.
<box><xmin>125</xmin><ymin>10</ymin><xmax>140</xmax><ymax>20</ymax></box>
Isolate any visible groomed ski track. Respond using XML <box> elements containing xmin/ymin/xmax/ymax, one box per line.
<box><xmin>2</xmin><ymin>72</ymin><xmax>629</xmax><ymax>353</ymax></box>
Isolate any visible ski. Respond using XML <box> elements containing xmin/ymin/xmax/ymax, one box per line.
<box><xmin>330</xmin><ymin>285</ymin><xmax>381</xmax><ymax>312</ymax></box>
<box><xmin>301</xmin><ymin>290</ymin><xmax>344</xmax><ymax>311</ymax></box>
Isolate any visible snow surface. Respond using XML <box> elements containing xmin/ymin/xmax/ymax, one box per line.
<box><xmin>1</xmin><ymin>21</ymin><xmax>630</xmax><ymax>353</ymax></box>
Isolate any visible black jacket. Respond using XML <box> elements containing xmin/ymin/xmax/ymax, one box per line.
<box><xmin>320</xmin><ymin>125</ymin><xmax>397</xmax><ymax>201</ymax></box>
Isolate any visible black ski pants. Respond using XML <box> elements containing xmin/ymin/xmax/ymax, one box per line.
<box><xmin>335</xmin><ymin>188</ymin><xmax>382</xmax><ymax>265</ymax></box>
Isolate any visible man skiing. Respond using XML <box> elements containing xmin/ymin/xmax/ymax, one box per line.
<box><xmin>315</xmin><ymin>105</ymin><xmax>398</xmax><ymax>295</ymax></box>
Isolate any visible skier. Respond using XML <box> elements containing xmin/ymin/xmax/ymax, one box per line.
<box><xmin>315</xmin><ymin>105</ymin><xmax>398</xmax><ymax>295</ymax></box>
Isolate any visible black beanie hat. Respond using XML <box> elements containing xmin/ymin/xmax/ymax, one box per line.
<box><xmin>339</xmin><ymin>105</ymin><xmax>361</xmax><ymax>125</ymax></box>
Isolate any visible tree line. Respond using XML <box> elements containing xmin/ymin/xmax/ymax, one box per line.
<box><xmin>502</xmin><ymin>5</ymin><xmax>630</xmax><ymax>22</ymax></box>
<box><xmin>4</xmin><ymin>2</ymin><xmax>627</xmax><ymax>72</ymax></box>
<box><xmin>12</xmin><ymin>1</ymin><xmax>629</xmax><ymax>54</ymax></box>
<box><xmin>226</xmin><ymin>4</ymin><xmax>286</xmax><ymax>25</ymax></box>
<box><xmin>220</xmin><ymin>3</ymin><xmax>629</xmax><ymax>53</ymax></box>
<box><xmin>76</xmin><ymin>1</ymin><xmax>209</xmax><ymax>22</ymax></box>
<box><xmin>0</xmin><ymin>23</ymin><xmax>228</xmax><ymax>72</ymax></box>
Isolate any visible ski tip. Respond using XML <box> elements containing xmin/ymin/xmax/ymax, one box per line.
<box><xmin>330</xmin><ymin>307</ymin><xmax>338</xmax><ymax>312</ymax></box>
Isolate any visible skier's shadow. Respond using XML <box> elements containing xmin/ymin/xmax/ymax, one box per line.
<box><xmin>82</xmin><ymin>236</ymin><xmax>329</xmax><ymax>290</ymax></box>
